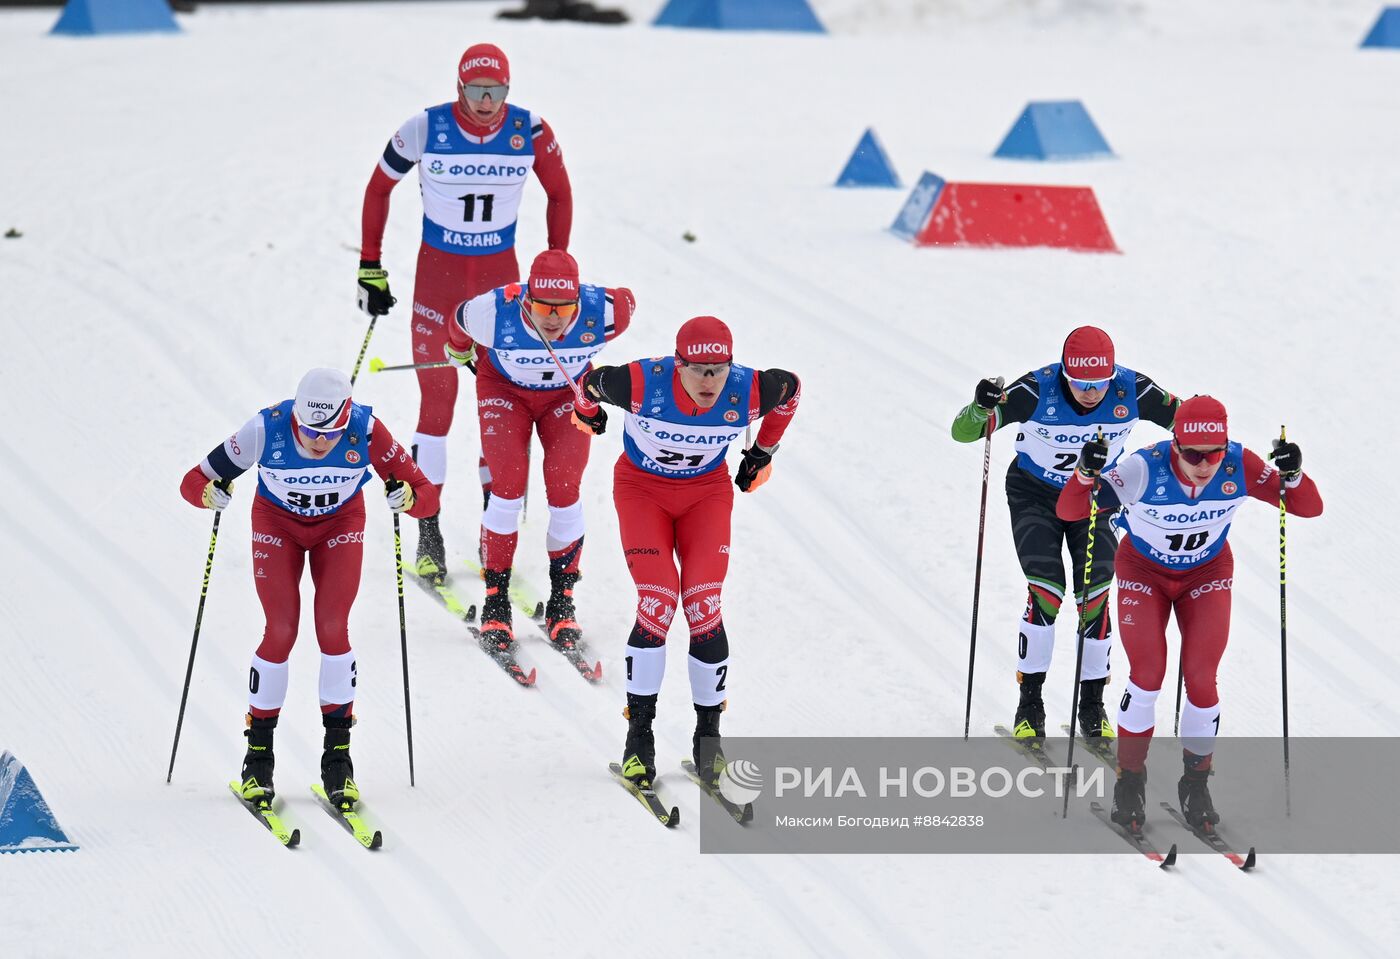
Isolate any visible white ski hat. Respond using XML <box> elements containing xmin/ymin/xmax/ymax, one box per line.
<box><xmin>293</xmin><ymin>368</ymin><xmax>353</xmax><ymax>432</ymax></box>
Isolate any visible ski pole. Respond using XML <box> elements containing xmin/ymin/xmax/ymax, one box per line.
<box><xmin>1278</xmin><ymin>425</ymin><xmax>1290</xmax><ymax>809</ymax></box>
<box><xmin>350</xmin><ymin>317</ymin><xmax>377</xmax><ymax>386</ymax></box>
<box><xmin>1173</xmin><ymin>662</ymin><xmax>1183</xmax><ymax>737</ymax></box>
<box><xmin>388</xmin><ymin>480</ymin><xmax>416</xmax><ymax>787</ymax></box>
<box><xmin>166</xmin><ymin>480</ymin><xmax>231</xmax><ymax>783</ymax></box>
<box><xmin>963</xmin><ymin>386</ymin><xmax>1001</xmax><ymax>740</ymax></box>
<box><xmin>1063</xmin><ymin>432</ymin><xmax>1103</xmax><ymax>818</ymax></box>
<box><xmin>367</xmin><ymin>357</ymin><xmax>464</xmax><ymax>374</ymax></box>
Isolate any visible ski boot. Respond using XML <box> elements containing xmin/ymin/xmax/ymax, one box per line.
<box><xmin>1012</xmin><ymin>671</ymin><xmax>1047</xmax><ymax>741</ymax></box>
<box><xmin>692</xmin><ymin>702</ymin><xmax>727</xmax><ymax>788</ymax></box>
<box><xmin>320</xmin><ymin>715</ymin><xmax>360</xmax><ymax>808</ymax></box>
<box><xmin>238</xmin><ymin>714</ymin><xmax>278</xmax><ymax>803</ymax></box>
<box><xmin>478</xmin><ymin>568</ymin><xmax>516</xmax><ymax>654</ymax></box>
<box><xmin>1077</xmin><ymin>678</ymin><xmax>1117</xmax><ymax>739</ymax></box>
<box><xmin>620</xmin><ymin>693</ymin><xmax>658</xmax><ymax>788</ymax></box>
<box><xmin>545</xmin><ymin>570</ymin><xmax>584</xmax><ymax>650</ymax></box>
<box><xmin>1178</xmin><ymin>756</ymin><xmax>1220</xmax><ymax>830</ymax></box>
<box><xmin>415</xmin><ymin>512</ymin><xmax>447</xmax><ymax>585</ymax></box>
<box><xmin>1111</xmin><ymin>767</ymin><xmax>1147</xmax><ymax>832</ymax></box>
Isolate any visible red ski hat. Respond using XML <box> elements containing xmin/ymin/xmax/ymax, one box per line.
<box><xmin>527</xmin><ymin>250</ymin><xmax>579</xmax><ymax>300</ymax></box>
<box><xmin>458</xmin><ymin>43</ymin><xmax>509</xmax><ymax>86</ymax></box>
<box><xmin>1061</xmin><ymin>326</ymin><xmax>1115</xmax><ymax>380</ymax></box>
<box><xmin>676</xmin><ymin>316</ymin><xmax>733</xmax><ymax>364</ymax></box>
<box><xmin>1174</xmin><ymin>396</ymin><xmax>1229</xmax><ymax>446</ymax></box>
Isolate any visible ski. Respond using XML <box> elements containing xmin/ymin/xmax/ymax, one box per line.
<box><xmin>228</xmin><ymin>781</ymin><xmax>300</xmax><ymax>848</ymax></box>
<box><xmin>1090</xmin><ymin>800</ymin><xmax>1176</xmax><ymax>868</ymax></box>
<box><xmin>414</xmin><ymin>574</ymin><xmax>538</xmax><ymax>687</ymax></box>
<box><xmin>608</xmin><ymin>762</ymin><xmax>679</xmax><ymax>828</ymax></box>
<box><xmin>1160</xmin><ymin>803</ymin><xmax>1256</xmax><ymax>870</ymax></box>
<box><xmin>681</xmin><ymin>759</ymin><xmax>753</xmax><ymax>824</ymax></box>
<box><xmin>463</xmin><ymin>560</ymin><xmax>599</xmax><ymax>683</ymax></box>
<box><xmin>311</xmin><ymin>784</ymin><xmax>383</xmax><ymax>850</ymax></box>
<box><xmin>1059</xmin><ymin>724</ymin><xmax>1116</xmax><ymax>767</ymax></box>
<box><xmin>993</xmin><ymin>724</ymin><xmax>1057</xmax><ymax>769</ymax></box>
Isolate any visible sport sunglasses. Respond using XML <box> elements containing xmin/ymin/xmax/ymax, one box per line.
<box><xmin>1175</xmin><ymin>442</ymin><xmax>1227</xmax><ymax>466</ymax></box>
<box><xmin>1067</xmin><ymin>376</ymin><xmax>1112</xmax><ymax>392</ymax></box>
<box><xmin>675</xmin><ymin>355</ymin><xmax>732</xmax><ymax>378</ymax></box>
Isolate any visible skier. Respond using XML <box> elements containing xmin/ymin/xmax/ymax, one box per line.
<box><xmin>443</xmin><ymin>249</ymin><xmax>634</xmax><ymax>653</ymax></box>
<box><xmin>1057</xmin><ymin>395</ymin><xmax>1322</xmax><ymax>829</ymax></box>
<box><xmin>357</xmin><ymin>42</ymin><xmax>573</xmax><ymax>583</ymax></box>
<box><xmin>179</xmin><ymin>368</ymin><xmax>439</xmax><ymax>807</ymax></box>
<box><xmin>950</xmin><ymin>327</ymin><xmax>1180</xmax><ymax>743</ymax></box>
<box><xmin>572</xmin><ymin>316</ymin><xmax>801</xmax><ymax>788</ymax></box>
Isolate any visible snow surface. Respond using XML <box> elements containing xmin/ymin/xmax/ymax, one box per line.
<box><xmin>1</xmin><ymin>0</ymin><xmax>1397</xmax><ymax>954</ymax></box>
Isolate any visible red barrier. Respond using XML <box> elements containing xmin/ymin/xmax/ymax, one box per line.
<box><xmin>914</xmin><ymin>182</ymin><xmax>1118</xmax><ymax>253</ymax></box>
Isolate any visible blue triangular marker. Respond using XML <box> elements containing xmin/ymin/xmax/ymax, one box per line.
<box><xmin>51</xmin><ymin>0</ymin><xmax>179</xmax><ymax>36</ymax></box>
<box><xmin>655</xmin><ymin>0</ymin><xmax>825</xmax><ymax>33</ymax></box>
<box><xmin>994</xmin><ymin>101</ymin><xmax>1114</xmax><ymax>161</ymax></box>
<box><xmin>1361</xmin><ymin>7</ymin><xmax>1400</xmax><ymax>47</ymax></box>
<box><xmin>836</xmin><ymin>128</ymin><xmax>901</xmax><ymax>188</ymax></box>
<box><xmin>0</xmin><ymin>752</ymin><xmax>78</xmax><ymax>853</ymax></box>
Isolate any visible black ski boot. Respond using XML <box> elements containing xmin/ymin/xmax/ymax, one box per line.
<box><xmin>692</xmin><ymin>702</ymin><xmax>726</xmax><ymax>787</ymax></box>
<box><xmin>545</xmin><ymin>570</ymin><xmax>583</xmax><ymax>650</ymax></box>
<box><xmin>479</xmin><ymin>568</ymin><xmax>515</xmax><ymax>654</ymax></box>
<box><xmin>1077</xmin><ymin>678</ymin><xmax>1116</xmax><ymax>739</ymax></box>
<box><xmin>1111</xmin><ymin>767</ymin><xmax>1147</xmax><ymax>831</ymax></box>
<box><xmin>621</xmin><ymin>693</ymin><xmax>658</xmax><ymax>787</ymax></box>
<box><xmin>415</xmin><ymin>512</ymin><xmax>447</xmax><ymax>585</ymax></box>
<box><xmin>1178</xmin><ymin>757</ymin><xmax>1220</xmax><ymax>830</ymax></box>
<box><xmin>239</xmin><ymin>714</ymin><xmax>278</xmax><ymax>803</ymax></box>
<box><xmin>320</xmin><ymin>715</ymin><xmax>360</xmax><ymax>807</ymax></box>
<box><xmin>1013</xmin><ymin>671</ymin><xmax>1047</xmax><ymax>741</ymax></box>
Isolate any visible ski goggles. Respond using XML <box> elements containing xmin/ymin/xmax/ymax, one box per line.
<box><xmin>675</xmin><ymin>355</ymin><xmax>731</xmax><ymax>378</ymax></box>
<box><xmin>459</xmin><ymin>82</ymin><xmax>508</xmax><ymax>103</ymax></box>
<box><xmin>1067</xmin><ymin>376</ymin><xmax>1112</xmax><ymax>392</ymax></box>
<box><xmin>525</xmin><ymin>297</ymin><xmax>579</xmax><ymax>320</ymax></box>
<box><xmin>1174</xmin><ymin>442</ymin><xmax>1227</xmax><ymax>466</ymax></box>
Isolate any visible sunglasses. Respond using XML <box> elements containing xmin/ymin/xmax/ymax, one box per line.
<box><xmin>1067</xmin><ymin>376</ymin><xmax>1112</xmax><ymax>392</ymax></box>
<box><xmin>460</xmin><ymin>82</ymin><xmax>508</xmax><ymax>103</ymax></box>
<box><xmin>675</xmin><ymin>355</ymin><xmax>731</xmax><ymax>378</ymax></box>
<box><xmin>1175</xmin><ymin>442</ymin><xmax>1227</xmax><ymax>466</ymax></box>
<box><xmin>526</xmin><ymin>297</ymin><xmax>579</xmax><ymax>320</ymax></box>
<box><xmin>298</xmin><ymin>423</ymin><xmax>346</xmax><ymax>442</ymax></box>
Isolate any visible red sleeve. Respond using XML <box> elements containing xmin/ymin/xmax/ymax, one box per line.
<box><xmin>606</xmin><ymin>287</ymin><xmax>634</xmax><ymax>340</ymax></box>
<box><xmin>532</xmin><ymin>119</ymin><xmax>572</xmax><ymax>251</ymax></box>
<box><xmin>360</xmin><ymin>166</ymin><xmax>400</xmax><ymax>262</ymax></box>
<box><xmin>180</xmin><ymin>464</ymin><xmax>211</xmax><ymax>509</ymax></box>
<box><xmin>628</xmin><ymin>361</ymin><xmax>646</xmax><ymax>412</ymax></box>
<box><xmin>1242</xmin><ymin>448</ymin><xmax>1323</xmax><ymax>517</ymax></box>
<box><xmin>368</xmin><ymin>420</ymin><xmax>440</xmax><ymax>519</ymax></box>
<box><xmin>1056</xmin><ymin>471</ymin><xmax>1096</xmax><ymax>521</ymax></box>
<box><xmin>752</xmin><ymin>375</ymin><xmax>801</xmax><ymax>449</ymax></box>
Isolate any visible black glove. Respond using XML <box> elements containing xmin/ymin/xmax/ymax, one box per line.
<box><xmin>1077</xmin><ymin>436</ymin><xmax>1109</xmax><ymax>476</ymax></box>
<box><xmin>974</xmin><ymin>377</ymin><xmax>1005</xmax><ymax>410</ymax></box>
<box><xmin>735</xmin><ymin>444</ymin><xmax>775</xmax><ymax>492</ymax></box>
<box><xmin>571</xmin><ymin>401</ymin><xmax>608</xmax><ymax>436</ymax></box>
<box><xmin>1270</xmin><ymin>439</ymin><xmax>1302</xmax><ymax>478</ymax></box>
<box><xmin>357</xmin><ymin>259</ymin><xmax>396</xmax><ymax>316</ymax></box>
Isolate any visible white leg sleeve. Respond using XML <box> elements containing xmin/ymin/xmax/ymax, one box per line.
<box><xmin>688</xmin><ymin>653</ymin><xmax>730</xmax><ymax>708</ymax></box>
<box><xmin>482</xmin><ymin>493</ymin><xmax>524</xmax><ymax>536</ymax></box>
<box><xmin>248</xmin><ymin>654</ymin><xmax>290</xmax><ymax>712</ymax></box>
<box><xmin>625</xmin><ymin>645</ymin><xmax>666</xmax><ymax>697</ymax></box>
<box><xmin>1017</xmin><ymin>621</ymin><xmax>1055</xmax><ymax>674</ymax></box>
<box><xmin>413</xmin><ymin>432</ymin><xmax>447</xmax><ymax>486</ymax></box>
<box><xmin>1179</xmin><ymin>697</ymin><xmax>1221</xmax><ymax>757</ymax></box>
<box><xmin>546</xmin><ymin>501</ymin><xmax>586</xmax><ymax>552</ymax></box>
<box><xmin>1078</xmin><ymin>635</ymin><xmax>1112</xmax><ymax>681</ymax></box>
<box><xmin>1117</xmin><ymin>680</ymin><xmax>1160</xmax><ymax>734</ymax></box>
<box><xmin>319</xmin><ymin>650</ymin><xmax>357</xmax><ymax>707</ymax></box>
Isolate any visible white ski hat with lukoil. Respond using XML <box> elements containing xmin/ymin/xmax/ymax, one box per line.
<box><xmin>294</xmin><ymin>368</ymin><xmax>353</xmax><ymax>432</ymax></box>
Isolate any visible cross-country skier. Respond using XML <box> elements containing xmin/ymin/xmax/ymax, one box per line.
<box><xmin>950</xmin><ymin>327</ymin><xmax>1180</xmax><ymax>743</ymax></box>
<box><xmin>357</xmin><ymin>42</ymin><xmax>572</xmax><ymax>583</ymax></box>
<box><xmin>179</xmin><ymin>368</ymin><xmax>439</xmax><ymax>807</ymax></box>
<box><xmin>443</xmin><ymin>249</ymin><xmax>634</xmax><ymax>654</ymax></box>
<box><xmin>572</xmin><ymin>316</ymin><xmax>801</xmax><ymax>789</ymax></box>
<box><xmin>1057</xmin><ymin>395</ymin><xmax>1321</xmax><ymax>830</ymax></box>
